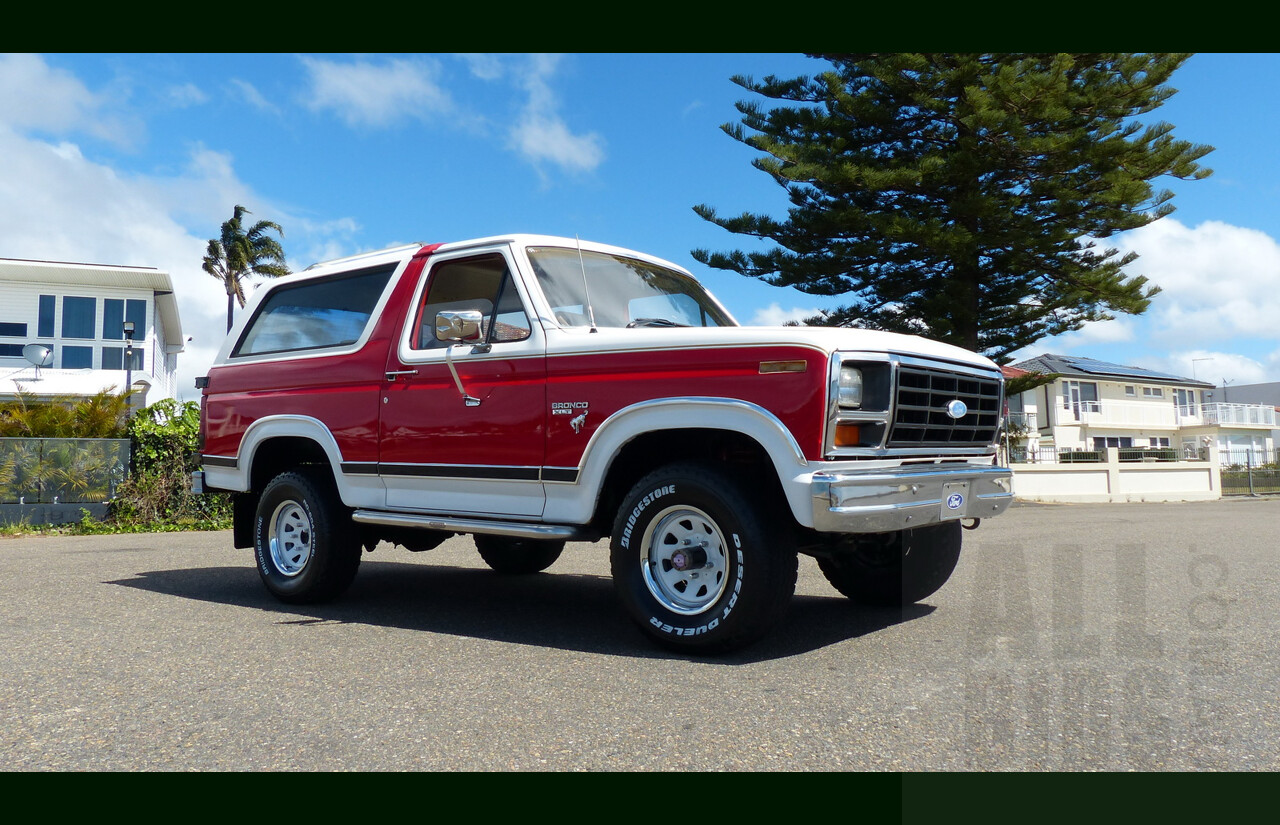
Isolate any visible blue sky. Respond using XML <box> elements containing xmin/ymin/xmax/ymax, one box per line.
<box><xmin>2</xmin><ymin>53</ymin><xmax>1277</xmax><ymax>399</ymax></box>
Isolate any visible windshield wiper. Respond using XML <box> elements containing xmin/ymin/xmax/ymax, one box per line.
<box><xmin>626</xmin><ymin>317</ymin><xmax>686</xmax><ymax>328</ymax></box>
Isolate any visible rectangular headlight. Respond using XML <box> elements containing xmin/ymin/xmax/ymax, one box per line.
<box><xmin>838</xmin><ymin>365</ymin><xmax>863</xmax><ymax>409</ymax></box>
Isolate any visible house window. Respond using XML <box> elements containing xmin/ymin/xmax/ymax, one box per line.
<box><xmin>1093</xmin><ymin>436</ymin><xmax>1133</xmax><ymax>449</ymax></box>
<box><xmin>103</xmin><ymin>298</ymin><xmax>147</xmax><ymax>340</ymax></box>
<box><xmin>1062</xmin><ymin>381</ymin><xmax>1099</xmax><ymax>418</ymax></box>
<box><xmin>1174</xmin><ymin>388</ymin><xmax>1198</xmax><ymax>416</ymax></box>
<box><xmin>61</xmin><ymin>296</ymin><xmax>97</xmax><ymax>339</ymax></box>
<box><xmin>1124</xmin><ymin>385</ymin><xmax>1135</xmax><ymax>396</ymax></box>
<box><xmin>1142</xmin><ymin>387</ymin><xmax>1164</xmax><ymax>398</ymax></box>
<box><xmin>1149</xmin><ymin>437</ymin><xmax>1170</xmax><ymax>448</ymax></box>
<box><xmin>38</xmin><ymin>295</ymin><xmax>56</xmax><ymax>337</ymax></box>
<box><xmin>0</xmin><ymin>322</ymin><xmax>26</xmax><ymax>337</ymax></box>
<box><xmin>62</xmin><ymin>345</ymin><xmax>93</xmax><ymax>369</ymax></box>
<box><xmin>102</xmin><ymin>347</ymin><xmax>143</xmax><ymax>371</ymax></box>
<box><xmin>0</xmin><ymin>344</ymin><xmax>24</xmax><ymax>357</ymax></box>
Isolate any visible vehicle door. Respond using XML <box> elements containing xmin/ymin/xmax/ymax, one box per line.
<box><xmin>379</xmin><ymin>244</ymin><xmax>547</xmax><ymax>516</ymax></box>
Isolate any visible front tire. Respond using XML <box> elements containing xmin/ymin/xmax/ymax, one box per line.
<box><xmin>818</xmin><ymin>521</ymin><xmax>962</xmax><ymax>607</ymax></box>
<box><xmin>253</xmin><ymin>470</ymin><xmax>361</xmax><ymax>604</ymax></box>
<box><xmin>610</xmin><ymin>463</ymin><xmax>797</xmax><ymax>654</ymax></box>
<box><xmin>474</xmin><ymin>535</ymin><xmax>565</xmax><ymax>574</ymax></box>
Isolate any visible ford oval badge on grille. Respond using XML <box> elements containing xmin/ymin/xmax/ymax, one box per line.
<box><xmin>945</xmin><ymin>399</ymin><xmax>968</xmax><ymax>419</ymax></box>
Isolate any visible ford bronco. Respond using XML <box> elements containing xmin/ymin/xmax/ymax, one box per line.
<box><xmin>194</xmin><ymin>235</ymin><xmax>1013</xmax><ymax>653</ymax></box>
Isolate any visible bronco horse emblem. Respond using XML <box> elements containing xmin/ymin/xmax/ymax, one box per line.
<box><xmin>569</xmin><ymin>412</ymin><xmax>588</xmax><ymax>434</ymax></box>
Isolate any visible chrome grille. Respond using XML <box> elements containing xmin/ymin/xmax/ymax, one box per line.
<box><xmin>887</xmin><ymin>366</ymin><xmax>1002</xmax><ymax>447</ymax></box>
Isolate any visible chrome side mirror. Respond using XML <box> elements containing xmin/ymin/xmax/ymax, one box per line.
<box><xmin>435</xmin><ymin>310</ymin><xmax>484</xmax><ymax>343</ymax></box>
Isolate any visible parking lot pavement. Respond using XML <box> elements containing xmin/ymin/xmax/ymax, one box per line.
<box><xmin>2</xmin><ymin>497</ymin><xmax>1278</xmax><ymax>770</ymax></box>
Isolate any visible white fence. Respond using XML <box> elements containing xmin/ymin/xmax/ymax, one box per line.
<box><xmin>1008</xmin><ymin>445</ymin><xmax>1221</xmax><ymax>503</ymax></box>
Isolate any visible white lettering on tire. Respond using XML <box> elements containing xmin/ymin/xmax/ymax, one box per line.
<box><xmin>620</xmin><ymin>483</ymin><xmax>676</xmax><ymax>550</ymax></box>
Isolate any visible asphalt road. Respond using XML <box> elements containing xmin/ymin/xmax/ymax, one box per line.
<box><xmin>2</xmin><ymin>497</ymin><xmax>1277</xmax><ymax>771</ymax></box>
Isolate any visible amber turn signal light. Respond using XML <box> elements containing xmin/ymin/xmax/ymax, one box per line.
<box><xmin>833</xmin><ymin>422</ymin><xmax>861</xmax><ymax>447</ymax></box>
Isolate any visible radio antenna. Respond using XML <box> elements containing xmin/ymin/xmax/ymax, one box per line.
<box><xmin>576</xmin><ymin>235</ymin><xmax>598</xmax><ymax>333</ymax></box>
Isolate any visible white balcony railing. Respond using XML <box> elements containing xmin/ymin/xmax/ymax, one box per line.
<box><xmin>1065</xmin><ymin>399</ymin><xmax>1176</xmax><ymax>428</ymax></box>
<box><xmin>1057</xmin><ymin>400</ymin><xmax>1277</xmax><ymax>429</ymax></box>
<box><xmin>1199</xmin><ymin>402</ymin><xmax>1277</xmax><ymax>428</ymax></box>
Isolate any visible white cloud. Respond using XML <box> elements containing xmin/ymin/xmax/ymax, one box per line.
<box><xmin>1038</xmin><ymin>316</ymin><xmax>1138</xmax><ymax>353</ymax></box>
<box><xmin>456</xmin><ymin>53</ymin><xmax>505</xmax><ymax>81</ymax></box>
<box><xmin>747</xmin><ymin>302</ymin><xmax>825</xmax><ymax>326</ymax></box>
<box><xmin>1150</xmin><ymin>350</ymin><xmax>1270</xmax><ymax>387</ymax></box>
<box><xmin>230</xmin><ymin>78</ymin><xmax>276</xmax><ymax>114</ymax></box>
<box><xmin>297</xmin><ymin>53</ymin><xmax>603</xmax><ymax>175</ymax></box>
<box><xmin>506</xmin><ymin>54</ymin><xmax>604</xmax><ymax>174</ymax></box>
<box><xmin>1115</xmin><ymin>219</ymin><xmax>1280</xmax><ymax>345</ymax></box>
<box><xmin>0</xmin><ymin>53</ymin><xmax>136</xmax><ymax>146</ymax></box>
<box><xmin>299</xmin><ymin>55</ymin><xmax>454</xmax><ymax>128</ymax></box>
<box><xmin>165</xmin><ymin>82</ymin><xmax>207</xmax><ymax>108</ymax></box>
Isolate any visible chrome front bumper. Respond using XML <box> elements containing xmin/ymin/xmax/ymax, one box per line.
<box><xmin>810</xmin><ymin>464</ymin><xmax>1013</xmax><ymax>534</ymax></box>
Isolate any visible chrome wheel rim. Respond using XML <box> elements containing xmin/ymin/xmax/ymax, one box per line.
<box><xmin>268</xmin><ymin>500</ymin><xmax>313</xmax><ymax>577</ymax></box>
<box><xmin>640</xmin><ymin>505</ymin><xmax>729</xmax><ymax>616</ymax></box>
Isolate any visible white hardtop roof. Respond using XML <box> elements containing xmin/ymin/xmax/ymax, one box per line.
<box><xmin>297</xmin><ymin>235</ymin><xmax>692</xmax><ymax>280</ymax></box>
<box><xmin>0</xmin><ymin>257</ymin><xmax>184</xmax><ymax>350</ymax></box>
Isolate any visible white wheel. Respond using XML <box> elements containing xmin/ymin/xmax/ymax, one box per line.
<box><xmin>639</xmin><ymin>505</ymin><xmax>730</xmax><ymax>615</ymax></box>
<box><xmin>267</xmin><ymin>500</ymin><xmax>314</xmax><ymax>577</ymax></box>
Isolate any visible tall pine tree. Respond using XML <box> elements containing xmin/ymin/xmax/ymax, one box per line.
<box><xmin>693</xmin><ymin>54</ymin><xmax>1214</xmax><ymax>361</ymax></box>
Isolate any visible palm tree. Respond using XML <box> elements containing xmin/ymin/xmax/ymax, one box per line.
<box><xmin>202</xmin><ymin>205</ymin><xmax>291</xmax><ymax>332</ymax></box>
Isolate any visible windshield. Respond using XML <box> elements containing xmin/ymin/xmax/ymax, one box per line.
<box><xmin>527</xmin><ymin>247</ymin><xmax>734</xmax><ymax>329</ymax></box>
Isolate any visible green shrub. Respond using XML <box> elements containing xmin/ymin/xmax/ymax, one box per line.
<box><xmin>107</xmin><ymin>399</ymin><xmax>231</xmax><ymax>528</ymax></box>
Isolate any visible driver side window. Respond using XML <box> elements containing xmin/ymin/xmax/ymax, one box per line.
<box><xmin>412</xmin><ymin>253</ymin><xmax>531</xmax><ymax>349</ymax></box>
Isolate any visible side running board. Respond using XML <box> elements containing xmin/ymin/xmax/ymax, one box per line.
<box><xmin>351</xmin><ymin>510</ymin><xmax>599</xmax><ymax>542</ymax></box>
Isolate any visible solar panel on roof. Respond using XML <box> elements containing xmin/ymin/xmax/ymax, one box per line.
<box><xmin>1059</xmin><ymin>356</ymin><xmax>1191</xmax><ymax>382</ymax></box>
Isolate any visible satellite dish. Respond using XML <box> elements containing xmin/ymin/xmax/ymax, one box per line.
<box><xmin>22</xmin><ymin>343</ymin><xmax>53</xmax><ymax>379</ymax></box>
<box><xmin>23</xmin><ymin>343</ymin><xmax>53</xmax><ymax>367</ymax></box>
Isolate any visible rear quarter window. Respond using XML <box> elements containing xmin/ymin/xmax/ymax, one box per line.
<box><xmin>233</xmin><ymin>264</ymin><xmax>395</xmax><ymax>357</ymax></box>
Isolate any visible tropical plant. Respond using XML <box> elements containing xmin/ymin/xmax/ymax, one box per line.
<box><xmin>202</xmin><ymin>204</ymin><xmax>291</xmax><ymax>332</ymax></box>
<box><xmin>0</xmin><ymin>390</ymin><xmax>130</xmax><ymax>438</ymax></box>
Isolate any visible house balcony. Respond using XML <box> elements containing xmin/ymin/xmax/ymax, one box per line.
<box><xmin>1058</xmin><ymin>400</ymin><xmax>1278</xmax><ymax>431</ymax></box>
<box><xmin>1195</xmin><ymin>402</ymin><xmax>1277</xmax><ymax>428</ymax></box>
<box><xmin>1062</xmin><ymin>400</ymin><xmax>1176</xmax><ymax>429</ymax></box>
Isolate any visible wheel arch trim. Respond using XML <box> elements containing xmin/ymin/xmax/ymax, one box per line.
<box><xmin>546</xmin><ymin>397</ymin><xmax>811</xmax><ymax>525</ymax></box>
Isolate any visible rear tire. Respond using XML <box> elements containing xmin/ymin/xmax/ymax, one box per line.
<box><xmin>818</xmin><ymin>522</ymin><xmax>962</xmax><ymax>607</ymax></box>
<box><xmin>253</xmin><ymin>470</ymin><xmax>361</xmax><ymax>604</ymax></box>
<box><xmin>610</xmin><ymin>462</ymin><xmax>797</xmax><ymax>654</ymax></box>
<box><xmin>474</xmin><ymin>535</ymin><xmax>565</xmax><ymax>574</ymax></box>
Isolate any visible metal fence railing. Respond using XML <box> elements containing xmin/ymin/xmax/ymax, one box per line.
<box><xmin>1219</xmin><ymin>448</ymin><xmax>1280</xmax><ymax>496</ymax></box>
<box><xmin>0</xmin><ymin>438</ymin><xmax>130</xmax><ymax>504</ymax></box>
<box><xmin>1007</xmin><ymin>446</ymin><xmax>1208</xmax><ymax>465</ymax></box>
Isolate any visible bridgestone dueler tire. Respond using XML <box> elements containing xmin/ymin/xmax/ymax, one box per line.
<box><xmin>817</xmin><ymin>521</ymin><xmax>962</xmax><ymax>607</ymax></box>
<box><xmin>253</xmin><ymin>470</ymin><xmax>362</xmax><ymax>604</ymax></box>
<box><xmin>610</xmin><ymin>462</ymin><xmax>797</xmax><ymax>654</ymax></box>
<box><xmin>474</xmin><ymin>535</ymin><xmax>566</xmax><ymax>575</ymax></box>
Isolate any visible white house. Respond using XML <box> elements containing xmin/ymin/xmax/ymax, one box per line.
<box><xmin>0</xmin><ymin>257</ymin><xmax>185</xmax><ymax>406</ymax></box>
<box><xmin>1007</xmin><ymin>354</ymin><xmax>1276</xmax><ymax>463</ymax></box>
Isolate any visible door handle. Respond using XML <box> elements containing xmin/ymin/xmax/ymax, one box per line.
<box><xmin>385</xmin><ymin>369</ymin><xmax>418</xmax><ymax>381</ymax></box>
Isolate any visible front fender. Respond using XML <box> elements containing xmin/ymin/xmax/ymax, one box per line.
<box><xmin>543</xmin><ymin>397</ymin><xmax>812</xmax><ymax>525</ymax></box>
